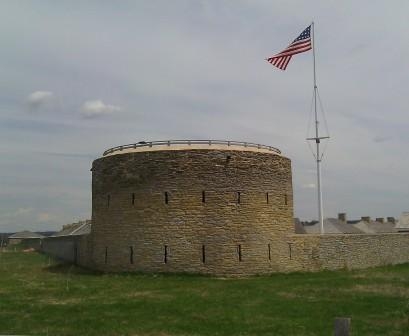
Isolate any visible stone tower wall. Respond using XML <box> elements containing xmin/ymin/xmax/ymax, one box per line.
<box><xmin>90</xmin><ymin>149</ymin><xmax>293</xmax><ymax>276</ymax></box>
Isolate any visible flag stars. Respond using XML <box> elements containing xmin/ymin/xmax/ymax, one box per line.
<box><xmin>266</xmin><ymin>25</ymin><xmax>312</xmax><ymax>70</ymax></box>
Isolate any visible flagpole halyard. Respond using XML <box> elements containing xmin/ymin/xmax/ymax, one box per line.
<box><xmin>309</xmin><ymin>21</ymin><xmax>326</xmax><ymax>234</ymax></box>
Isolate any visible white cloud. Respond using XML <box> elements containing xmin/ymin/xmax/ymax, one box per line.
<box><xmin>36</xmin><ymin>212</ymin><xmax>53</xmax><ymax>222</ymax></box>
<box><xmin>26</xmin><ymin>91</ymin><xmax>53</xmax><ymax>108</ymax></box>
<box><xmin>3</xmin><ymin>207</ymin><xmax>34</xmax><ymax>218</ymax></box>
<box><xmin>80</xmin><ymin>100</ymin><xmax>120</xmax><ymax>118</ymax></box>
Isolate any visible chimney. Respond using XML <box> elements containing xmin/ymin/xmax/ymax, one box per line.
<box><xmin>361</xmin><ymin>216</ymin><xmax>371</xmax><ymax>223</ymax></box>
<box><xmin>387</xmin><ymin>217</ymin><xmax>396</xmax><ymax>224</ymax></box>
<box><xmin>338</xmin><ymin>213</ymin><xmax>347</xmax><ymax>223</ymax></box>
<box><xmin>376</xmin><ymin>217</ymin><xmax>384</xmax><ymax>223</ymax></box>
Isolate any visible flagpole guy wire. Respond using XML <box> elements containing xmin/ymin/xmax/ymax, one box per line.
<box><xmin>306</xmin><ymin>21</ymin><xmax>330</xmax><ymax>234</ymax></box>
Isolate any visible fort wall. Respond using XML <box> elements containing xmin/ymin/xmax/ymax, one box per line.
<box><xmin>285</xmin><ymin>233</ymin><xmax>409</xmax><ymax>272</ymax></box>
<box><xmin>40</xmin><ymin>235</ymin><xmax>92</xmax><ymax>266</ymax></box>
<box><xmin>38</xmin><ymin>231</ymin><xmax>409</xmax><ymax>276</ymax></box>
<box><xmin>37</xmin><ymin>141</ymin><xmax>409</xmax><ymax>277</ymax></box>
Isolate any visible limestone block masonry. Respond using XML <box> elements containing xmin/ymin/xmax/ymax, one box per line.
<box><xmin>286</xmin><ymin>233</ymin><xmax>409</xmax><ymax>272</ymax></box>
<box><xmin>89</xmin><ymin>144</ymin><xmax>294</xmax><ymax>276</ymax></box>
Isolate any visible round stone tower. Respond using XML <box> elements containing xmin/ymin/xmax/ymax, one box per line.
<box><xmin>90</xmin><ymin>140</ymin><xmax>293</xmax><ymax>276</ymax></box>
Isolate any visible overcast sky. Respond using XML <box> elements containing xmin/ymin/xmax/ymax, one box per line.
<box><xmin>1</xmin><ymin>1</ymin><xmax>408</xmax><ymax>232</ymax></box>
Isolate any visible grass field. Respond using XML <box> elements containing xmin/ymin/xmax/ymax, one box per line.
<box><xmin>1</xmin><ymin>249</ymin><xmax>409</xmax><ymax>335</ymax></box>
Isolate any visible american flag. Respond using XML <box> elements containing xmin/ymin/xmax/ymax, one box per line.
<box><xmin>266</xmin><ymin>25</ymin><xmax>312</xmax><ymax>70</ymax></box>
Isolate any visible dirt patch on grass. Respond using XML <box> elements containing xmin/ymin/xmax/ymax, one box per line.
<box><xmin>276</xmin><ymin>291</ymin><xmax>319</xmax><ymax>301</ymax></box>
<box><xmin>351</xmin><ymin>271</ymin><xmax>409</xmax><ymax>282</ymax></box>
<box><xmin>40</xmin><ymin>297</ymin><xmax>84</xmax><ymax>305</ymax></box>
<box><xmin>124</xmin><ymin>290</ymin><xmax>173</xmax><ymax>300</ymax></box>
<box><xmin>349</xmin><ymin>284</ymin><xmax>409</xmax><ymax>297</ymax></box>
<box><xmin>369</xmin><ymin>316</ymin><xmax>409</xmax><ymax>333</ymax></box>
<box><xmin>130</xmin><ymin>333</ymin><xmax>174</xmax><ymax>336</ymax></box>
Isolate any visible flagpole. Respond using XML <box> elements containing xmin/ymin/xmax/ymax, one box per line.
<box><xmin>310</xmin><ymin>21</ymin><xmax>325</xmax><ymax>234</ymax></box>
<box><xmin>266</xmin><ymin>22</ymin><xmax>328</xmax><ymax>233</ymax></box>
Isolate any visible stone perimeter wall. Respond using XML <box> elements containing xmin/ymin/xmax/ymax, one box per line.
<box><xmin>90</xmin><ymin>149</ymin><xmax>294</xmax><ymax>276</ymax></box>
<box><xmin>285</xmin><ymin>233</ymin><xmax>409</xmax><ymax>272</ymax></box>
<box><xmin>34</xmin><ymin>232</ymin><xmax>409</xmax><ymax>276</ymax></box>
<box><xmin>29</xmin><ymin>235</ymin><xmax>92</xmax><ymax>266</ymax></box>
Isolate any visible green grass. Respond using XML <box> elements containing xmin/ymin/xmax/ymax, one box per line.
<box><xmin>1</xmin><ymin>249</ymin><xmax>409</xmax><ymax>335</ymax></box>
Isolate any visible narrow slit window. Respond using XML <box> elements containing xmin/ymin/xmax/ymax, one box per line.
<box><xmin>238</xmin><ymin>244</ymin><xmax>242</xmax><ymax>262</ymax></box>
<box><xmin>202</xmin><ymin>245</ymin><xmax>206</xmax><ymax>263</ymax></box>
<box><xmin>266</xmin><ymin>192</ymin><xmax>269</xmax><ymax>204</ymax></box>
<box><xmin>165</xmin><ymin>192</ymin><xmax>169</xmax><ymax>204</ymax></box>
<box><xmin>130</xmin><ymin>246</ymin><xmax>134</xmax><ymax>264</ymax></box>
<box><xmin>132</xmin><ymin>193</ymin><xmax>135</xmax><ymax>205</ymax></box>
<box><xmin>104</xmin><ymin>247</ymin><xmax>108</xmax><ymax>264</ymax></box>
<box><xmin>237</xmin><ymin>192</ymin><xmax>241</xmax><ymax>204</ymax></box>
<box><xmin>107</xmin><ymin>194</ymin><xmax>110</xmax><ymax>208</ymax></box>
<box><xmin>288</xmin><ymin>243</ymin><xmax>292</xmax><ymax>260</ymax></box>
<box><xmin>202</xmin><ymin>191</ymin><xmax>206</xmax><ymax>203</ymax></box>
<box><xmin>164</xmin><ymin>245</ymin><xmax>168</xmax><ymax>263</ymax></box>
<box><xmin>284</xmin><ymin>194</ymin><xmax>288</xmax><ymax>205</ymax></box>
<box><xmin>268</xmin><ymin>244</ymin><xmax>271</xmax><ymax>261</ymax></box>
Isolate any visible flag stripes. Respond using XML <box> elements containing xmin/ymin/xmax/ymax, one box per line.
<box><xmin>266</xmin><ymin>25</ymin><xmax>312</xmax><ymax>70</ymax></box>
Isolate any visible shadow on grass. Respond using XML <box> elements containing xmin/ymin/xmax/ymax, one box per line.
<box><xmin>42</xmin><ymin>256</ymin><xmax>409</xmax><ymax>281</ymax></box>
<box><xmin>43</xmin><ymin>262</ymin><xmax>215</xmax><ymax>280</ymax></box>
<box><xmin>40</xmin><ymin>261</ymin><xmax>359</xmax><ymax>281</ymax></box>
<box><xmin>44</xmin><ymin>262</ymin><xmax>104</xmax><ymax>276</ymax></box>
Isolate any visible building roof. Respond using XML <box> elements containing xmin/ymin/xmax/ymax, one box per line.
<box><xmin>301</xmin><ymin>218</ymin><xmax>360</xmax><ymax>234</ymax></box>
<box><xmin>294</xmin><ymin>218</ymin><xmax>306</xmax><ymax>233</ymax></box>
<box><xmin>396</xmin><ymin>212</ymin><xmax>409</xmax><ymax>229</ymax></box>
<box><xmin>8</xmin><ymin>230</ymin><xmax>45</xmax><ymax>239</ymax></box>
<box><xmin>51</xmin><ymin>220</ymin><xmax>91</xmax><ymax>237</ymax></box>
<box><xmin>299</xmin><ymin>218</ymin><xmax>397</xmax><ymax>234</ymax></box>
<box><xmin>354</xmin><ymin>220</ymin><xmax>397</xmax><ymax>234</ymax></box>
<box><xmin>330</xmin><ymin>219</ymin><xmax>364</xmax><ymax>234</ymax></box>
